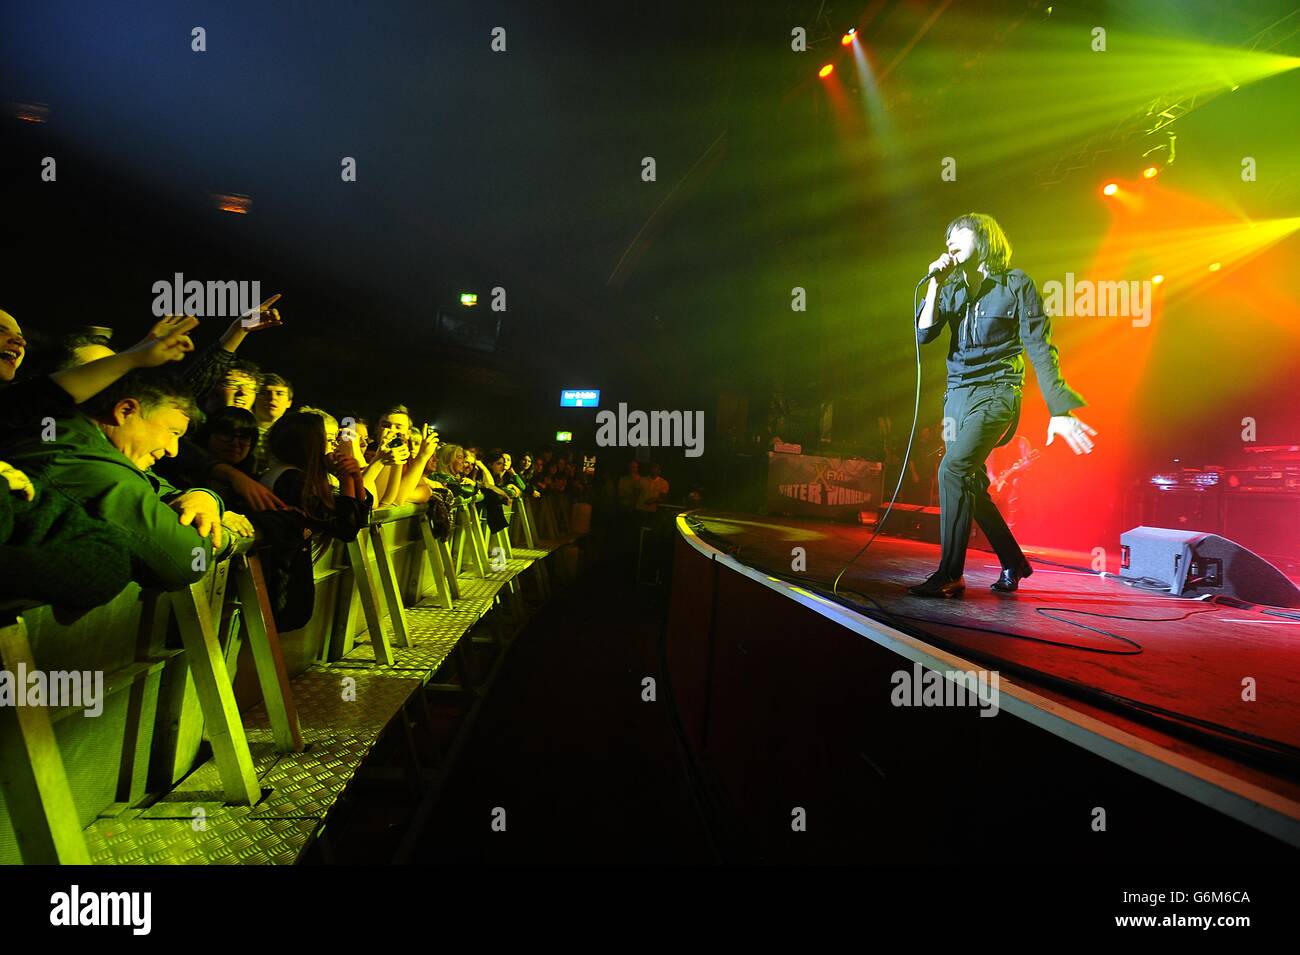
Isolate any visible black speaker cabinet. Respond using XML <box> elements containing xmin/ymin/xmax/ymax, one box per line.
<box><xmin>885</xmin><ymin>503</ymin><xmax>943</xmax><ymax>544</ymax></box>
<box><xmin>1219</xmin><ymin>492</ymin><xmax>1300</xmax><ymax>567</ymax></box>
<box><xmin>1143</xmin><ymin>487</ymin><xmax>1220</xmax><ymax>534</ymax></box>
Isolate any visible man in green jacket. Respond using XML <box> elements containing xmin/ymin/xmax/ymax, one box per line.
<box><xmin>3</xmin><ymin>369</ymin><xmax>252</xmax><ymax>591</ymax></box>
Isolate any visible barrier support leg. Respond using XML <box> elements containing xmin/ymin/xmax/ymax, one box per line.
<box><xmin>369</xmin><ymin>525</ymin><xmax>411</xmax><ymax>649</ymax></box>
<box><xmin>171</xmin><ymin>582</ymin><xmax>262</xmax><ymax>805</ymax></box>
<box><xmin>0</xmin><ymin>618</ymin><xmax>92</xmax><ymax>864</ymax></box>
<box><xmin>234</xmin><ymin>554</ymin><xmax>304</xmax><ymax>753</ymax></box>
<box><xmin>346</xmin><ymin>538</ymin><xmax>395</xmax><ymax>666</ymax></box>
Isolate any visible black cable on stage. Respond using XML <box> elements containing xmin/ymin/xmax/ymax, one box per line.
<box><xmin>1263</xmin><ymin>607</ymin><xmax>1300</xmax><ymax>622</ymax></box>
<box><xmin>1015</xmin><ymin>555</ymin><xmax>1097</xmax><ymax>575</ymax></box>
<box><xmin>693</xmin><ymin>503</ymin><xmax>1211</xmax><ymax>655</ymax></box>
<box><xmin>810</xmin><ymin>569</ymin><xmax>1145</xmax><ymax>655</ymax></box>
<box><xmin>773</xmin><ymin>570</ymin><xmax>1300</xmax><ymax>771</ymax></box>
<box><xmin>830</xmin><ymin>277</ymin><xmax>927</xmax><ymax>601</ymax></box>
<box><xmin>1022</xmin><ymin>554</ymin><xmax>1180</xmax><ymax>593</ymax></box>
<box><xmin>1035</xmin><ymin>604</ymin><xmax>1221</xmax><ymax>625</ymax></box>
<box><xmin>684</xmin><ymin>520</ymin><xmax>1300</xmax><ymax>771</ymax></box>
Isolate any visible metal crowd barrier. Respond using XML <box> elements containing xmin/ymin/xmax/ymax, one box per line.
<box><xmin>0</xmin><ymin>493</ymin><xmax>576</xmax><ymax>865</ymax></box>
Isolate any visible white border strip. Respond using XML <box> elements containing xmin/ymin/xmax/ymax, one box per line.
<box><xmin>677</xmin><ymin>514</ymin><xmax>1300</xmax><ymax>848</ymax></box>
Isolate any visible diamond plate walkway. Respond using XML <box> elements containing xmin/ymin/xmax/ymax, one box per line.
<box><xmin>77</xmin><ymin>511</ymin><xmax>579</xmax><ymax>865</ymax></box>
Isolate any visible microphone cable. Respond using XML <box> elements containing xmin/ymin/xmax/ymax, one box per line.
<box><xmin>831</xmin><ymin>276</ymin><xmax>929</xmax><ymax>600</ymax></box>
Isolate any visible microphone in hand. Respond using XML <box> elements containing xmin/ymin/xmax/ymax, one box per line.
<box><xmin>924</xmin><ymin>252</ymin><xmax>956</xmax><ymax>282</ymax></box>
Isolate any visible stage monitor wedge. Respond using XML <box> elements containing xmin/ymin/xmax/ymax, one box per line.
<box><xmin>1120</xmin><ymin>526</ymin><xmax>1300</xmax><ymax>608</ymax></box>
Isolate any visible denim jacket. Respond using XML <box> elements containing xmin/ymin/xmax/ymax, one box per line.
<box><xmin>916</xmin><ymin>268</ymin><xmax>1085</xmax><ymax>417</ymax></box>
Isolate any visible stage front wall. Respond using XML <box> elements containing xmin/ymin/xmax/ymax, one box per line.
<box><xmin>665</xmin><ymin>528</ymin><xmax>1295</xmax><ymax>863</ymax></box>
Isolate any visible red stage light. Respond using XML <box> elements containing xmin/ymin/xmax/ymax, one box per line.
<box><xmin>841</xmin><ymin>30</ymin><xmax>856</xmax><ymax>46</ymax></box>
<box><xmin>819</xmin><ymin>63</ymin><xmax>834</xmax><ymax>78</ymax></box>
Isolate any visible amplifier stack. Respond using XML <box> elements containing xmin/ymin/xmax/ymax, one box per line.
<box><xmin>1139</xmin><ymin>457</ymin><xmax>1300</xmax><ymax>573</ymax></box>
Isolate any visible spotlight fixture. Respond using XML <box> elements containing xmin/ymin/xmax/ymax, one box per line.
<box><xmin>819</xmin><ymin>63</ymin><xmax>834</xmax><ymax>78</ymax></box>
<box><xmin>1151</xmin><ymin>274</ymin><xmax>1165</xmax><ymax>285</ymax></box>
<box><xmin>210</xmin><ymin>193</ymin><xmax>252</xmax><ymax>215</ymax></box>
<box><xmin>1208</xmin><ymin>262</ymin><xmax>1222</xmax><ymax>271</ymax></box>
<box><xmin>8</xmin><ymin>101</ymin><xmax>49</xmax><ymax>124</ymax></box>
<box><xmin>1102</xmin><ymin>182</ymin><xmax>1119</xmax><ymax>196</ymax></box>
<box><xmin>1142</xmin><ymin>166</ymin><xmax>1159</xmax><ymax>179</ymax></box>
<box><xmin>841</xmin><ymin>29</ymin><xmax>856</xmax><ymax>46</ymax></box>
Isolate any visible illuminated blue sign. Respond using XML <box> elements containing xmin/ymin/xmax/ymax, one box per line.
<box><xmin>561</xmin><ymin>389</ymin><xmax>600</xmax><ymax>408</ymax></box>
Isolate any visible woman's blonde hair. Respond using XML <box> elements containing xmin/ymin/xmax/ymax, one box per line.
<box><xmin>297</xmin><ymin>406</ymin><xmax>338</xmax><ymax>432</ymax></box>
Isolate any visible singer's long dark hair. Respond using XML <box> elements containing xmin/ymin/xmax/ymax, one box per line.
<box><xmin>945</xmin><ymin>212</ymin><xmax>1013</xmax><ymax>274</ymax></box>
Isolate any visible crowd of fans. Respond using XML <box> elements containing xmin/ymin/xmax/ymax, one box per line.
<box><xmin>615</xmin><ymin>460</ymin><xmax>671</xmax><ymax>515</ymax></box>
<box><xmin>0</xmin><ymin>304</ymin><xmax>586</xmax><ymax>619</ymax></box>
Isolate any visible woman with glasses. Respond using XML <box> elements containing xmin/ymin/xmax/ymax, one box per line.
<box><xmin>196</xmin><ymin>407</ymin><xmax>260</xmax><ymax>506</ymax></box>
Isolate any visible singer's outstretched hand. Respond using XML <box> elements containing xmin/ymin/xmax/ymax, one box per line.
<box><xmin>1046</xmin><ymin>415</ymin><xmax>1097</xmax><ymax>455</ymax></box>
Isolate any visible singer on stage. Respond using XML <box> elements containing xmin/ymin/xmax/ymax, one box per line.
<box><xmin>909</xmin><ymin>213</ymin><xmax>1097</xmax><ymax>598</ymax></box>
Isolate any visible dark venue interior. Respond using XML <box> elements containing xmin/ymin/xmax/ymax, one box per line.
<box><xmin>0</xmin><ymin>0</ymin><xmax>1297</xmax><ymax>925</ymax></box>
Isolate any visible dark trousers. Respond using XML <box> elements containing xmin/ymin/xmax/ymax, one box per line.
<box><xmin>937</xmin><ymin>382</ymin><xmax>1028</xmax><ymax>578</ymax></box>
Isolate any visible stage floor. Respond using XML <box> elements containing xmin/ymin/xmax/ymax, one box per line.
<box><xmin>683</xmin><ymin>510</ymin><xmax>1300</xmax><ymax>806</ymax></box>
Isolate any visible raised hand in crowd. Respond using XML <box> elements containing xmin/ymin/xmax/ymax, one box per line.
<box><xmin>49</xmin><ymin>315</ymin><xmax>200</xmax><ymax>404</ymax></box>
<box><xmin>0</xmin><ymin>461</ymin><xmax>35</xmax><ymax>501</ymax></box>
<box><xmin>476</xmin><ymin>458</ymin><xmax>512</xmax><ymax>499</ymax></box>
<box><xmin>337</xmin><ymin>425</ymin><xmax>367</xmax><ymax>467</ymax></box>
<box><xmin>327</xmin><ymin>446</ymin><xmax>366</xmax><ymax>500</ymax></box>
<box><xmin>419</xmin><ymin>424</ymin><xmax>439</xmax><ymax>461</ymax></box>
<box><xmin>391</xmin><ymin>423</ymin><xmax>440</xmax><ymax>504</ymax></box>
<box><xmin>328</xmin><ymin>448</ymin><xmax>363</xmax><ymax>479</ymax></box>
<box><xmin>379</xmin><ymin>441</ymin><xmax>411</xmax><ymax>468</ymax></box>
<box><xmin>219</xmin><ymin>292</ymin><xmax>284</xmax><ymax>352</ymax></box>
<box><xmin>129</xmin><ymin>314</ymin><xmax>201</xmax><ymax>366</ymax></box>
